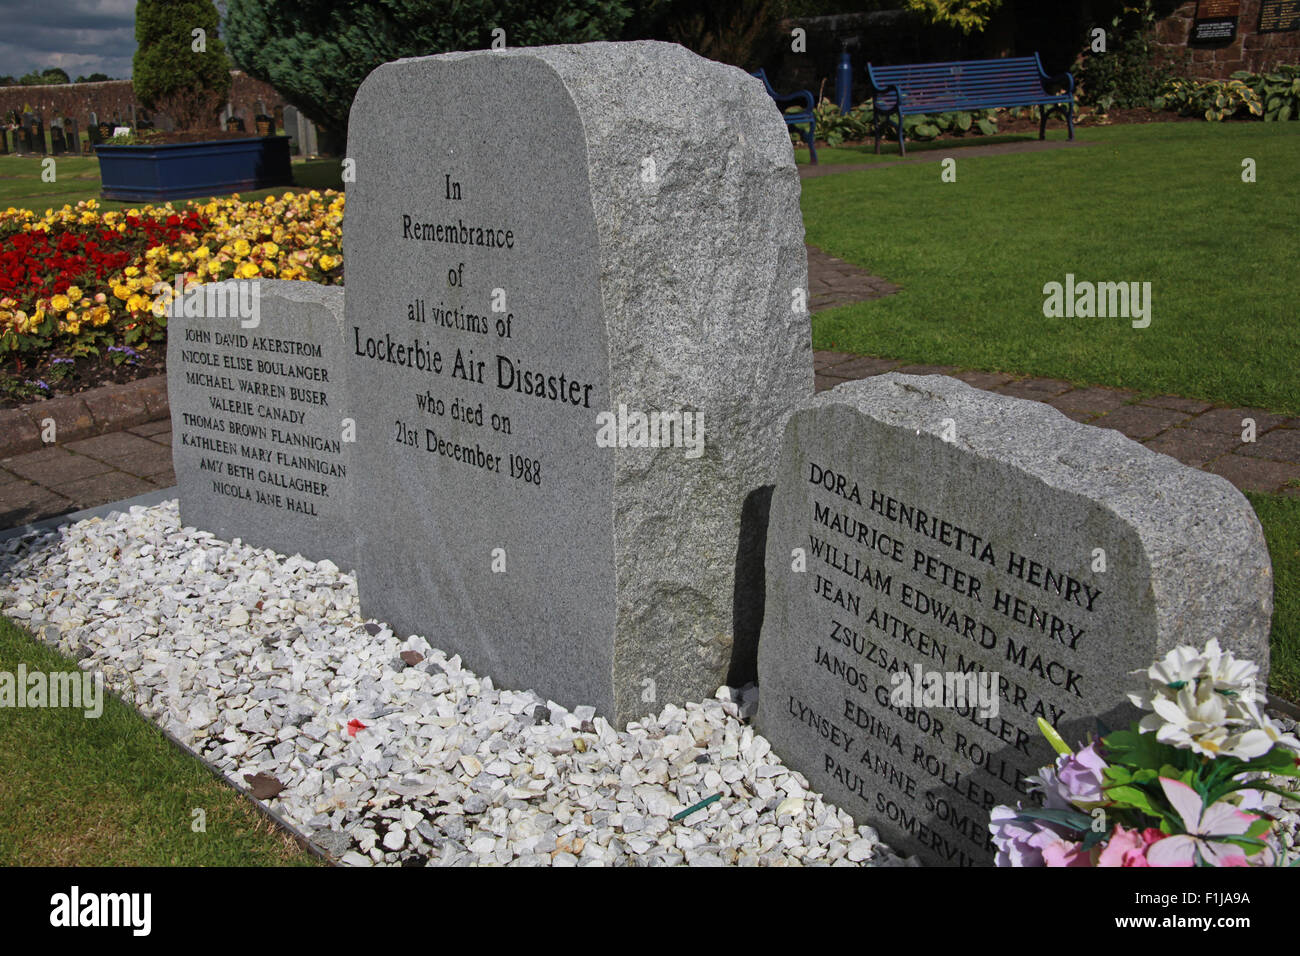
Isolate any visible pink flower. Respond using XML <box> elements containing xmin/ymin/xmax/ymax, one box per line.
<box><xmin>1033</xmin><ymin>830</ymin><xmax>1091</xmax><ymax>867</ymax></box>
<box><xmin>1146</xmin><ymin>778</ymin><xmax>1258</xmax><ymax>867</ymax></box>
<box><xmin>1097</xmin><ymin>826</ymin><xmax>1163</xmax><ymax>867</ymax></box>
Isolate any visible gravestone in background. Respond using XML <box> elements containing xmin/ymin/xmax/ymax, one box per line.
<box><xmin>345</xmin><ymin>41</ymin><xmax>811</xmax><ymax>725</ymax></box>
<box><xmin>168</xmin><ymin>280</ymin><xmax>356</xmax><ymax>568</ymax></box>
<box><xmin>64</xmin><ymin>118</ymin><xmax>78</xmax><ymax>154</ymax></box>
<box><xmin>757</xmin><ymin>374</ymin><xmax>1273</xmax><ymax>866</ymax></box>
<box><xmin>50</xmin><ymin>123</ymin><xmax>66</xmax><ymax>155</ymax></box>
<box><xmin>28</xmin><ymin>116</ymin><xmax>45</xmax><ymax>154</ymax></box>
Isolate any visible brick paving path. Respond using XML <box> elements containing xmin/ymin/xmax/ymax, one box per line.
<box><xmin>0</xmin><ymin>237</ymin><xmax>1295</xmax><ymax>529</ymax></box>
<box><xmin>814</xmin><ymin>354</ymin><xmax>1300</xmax><ymax>496</ymax></box>
<box><xmin>0</xmin><ymin>420</ymin><xmax>174</xmax><ymax>528</ymax></box>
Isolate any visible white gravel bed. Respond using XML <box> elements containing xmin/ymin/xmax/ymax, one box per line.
<box><xmin>0</xmin><ymin>501</ymin><xmax>908</xmax><ymax>867</ymax></box>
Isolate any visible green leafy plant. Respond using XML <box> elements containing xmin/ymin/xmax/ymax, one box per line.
<box><xmin>1239</xmin><ymin>65</ymin><xmax>1300</xmax><ymax>122</ymax></box>
<box><xmin>794</xmin><ymin>99</ymin><xmax>999</xmax><ymax>147</ymax></box>
<box><xmin>106</xmin><ymin>129</ymin><xmax>165</xmax><ymax>146</ymax></box>
<box><xmin>1076</xmin><ymin>0</ymin><xmax>1171</xmax><ymax>110</ymax></box>
<box><xmin>1154</xmin><ymin>76</ymin><xmax>1263</xmax><ymax>121</ymax></box>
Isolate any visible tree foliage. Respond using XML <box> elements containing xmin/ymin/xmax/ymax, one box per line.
<box><xmin>133</xmin><ymin>0</ymin><xmax>232</xmax><ymax>129</ymax></box>
<box><xmin>224</xmin><ymin>0</ymin><xmax>633</xmax><ymax>138</ymax></box>
<box><xmin>905</xmin><ymin>0</ymin><xmax>1004</xmax><ymax>33</ymax></box>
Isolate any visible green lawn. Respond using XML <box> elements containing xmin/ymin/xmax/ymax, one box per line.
<box><xmin>0</xmin><ymin>615</ymin><xmax>318</xmax><ymax>865</ymax></box>
<box><xmin>802</xmin><ymin>121</ymin><xmax>1300</xmax><ymax>416</ymax></box>
<box><xmin>1248</xmin><ymin>492</ymin><xmax>1300</xmax><ymax>702</ymax></box>
<box><xmin>0</xmin><ymin>154</ymin><xmax>342</xmax><ymax>213</ymax></box>
<box><xmin>800</xmin><ymin>121</ymin><xmax>1300</xmax><ymax>701</ymax></box>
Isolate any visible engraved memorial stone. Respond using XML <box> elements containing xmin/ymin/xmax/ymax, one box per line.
<box><xmin>344</xmin><ymin>41</ymin><xmax>811</xmax><ymax>725</ymax></box>
<box><xmin>757</xmin><ymin>374</ymin><xmax>1273</xmax><ymax>866</ymax></box>
<box><xmin>168</xmin><ymin>280</ymin><xmax>355</xmax><ymax>568</ymax></box>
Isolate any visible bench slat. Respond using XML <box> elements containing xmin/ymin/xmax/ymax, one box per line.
<box><xmin>866</xmin><ymin>53</ymin><xmax>1073</xmax><ymax>155</ymax></box>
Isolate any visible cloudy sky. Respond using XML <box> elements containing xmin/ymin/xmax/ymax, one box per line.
<box><xmin>0</xmin><ymin>0</ymin><xmax>142</xmax><ymax>80</ymax></box>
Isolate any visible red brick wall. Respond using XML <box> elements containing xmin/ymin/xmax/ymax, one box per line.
<box><xmin>1154</xmin><ymin>1</ymin><xmax>1300</xmax><ymax>77</ymax></box>
<box><xmin>0</xmin><ymin>72</ymin><xmax>286</xmax><ymax>129</ymax></box>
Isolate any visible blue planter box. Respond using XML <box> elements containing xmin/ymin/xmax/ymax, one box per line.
<box><xmin>95</xmin><ymin>136</ymin><xmax>293</xmax><ymax>202</ymax></box>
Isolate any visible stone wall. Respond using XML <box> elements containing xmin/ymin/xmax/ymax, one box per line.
<box><xmin>1154</xmin><ymin>0</ymin><xmax>1300</xmax><ymax>77</ymax></box>
<box><xmin>0</xmin><ymin>72</ymin><xmax>287</xmax><ymax>133</ymax></box>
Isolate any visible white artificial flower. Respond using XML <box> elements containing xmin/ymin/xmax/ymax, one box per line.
<box><xmin>1131</xmin><ymin>640</ymin><xmax>1299</xmax><ymax>761</ymax></box>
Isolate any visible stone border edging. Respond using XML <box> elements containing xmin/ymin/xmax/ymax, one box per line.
<box><xmin>0</xmin><ymin>375</ymin><xmax>169</xmax><ymax>459</ymax></box>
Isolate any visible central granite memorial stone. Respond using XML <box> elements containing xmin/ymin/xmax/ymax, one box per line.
<box><xmin>344</xmin><ymin>41</ymin><xmax>811</xmax><ymax>725</ymax></box>
<box><xmin>757</xmin><ymin>374</ymin><xmax>1273</xmax><ymax>866</ymax></box>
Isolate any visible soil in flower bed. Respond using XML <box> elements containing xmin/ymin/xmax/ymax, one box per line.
<box><xmin>0</xmin><ymin>346</ymin><xmax>164</xmax><ymax>407</ymax></box>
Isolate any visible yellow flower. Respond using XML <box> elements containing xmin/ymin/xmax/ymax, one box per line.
<box><xmin>114</xmin><ymin>285</ymin><xmax>132</xmax><ymax>301</ymax></box>
<box><xmin>318</xmin><ymin>254</ymin><xmax>337</xmax><ymax>271</ymax></box>
<box><xmin>127</xmin><ymin>294</ymin><xmax>149</xmax><ymax>313</ymax></box>
<box><xmin>51</xmin><ymin>293</ymin><xmax>71</xmax><ymax>311</ymax></box>
<box><xmin>233</xmin><ymin>239</ymin><xmax>251</xmax><ymax>256</ymax></box>
<box><xmin>65</xmin><ymin>285</ymin><xmax>82</xmax><ymax>300</ymax></box>
<box><xmin>124</xmin><ymin>266</ymin><xmax>140</xmax><ymax>278</ymax></box>
<box><xmin>237</xmin><ymin>261</ymin><xmax>260</xmax><ymax>279</ymax></box>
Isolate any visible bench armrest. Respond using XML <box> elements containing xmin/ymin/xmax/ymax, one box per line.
<box><xmin>1041</xmin><ymin>70</ymin><xmax>1074</xmax><ymax>96</ymax></box>
<box><xmin>771</xmin><ymin>88</ymin><xmax>815</xmax><ymax>112</ymax></box>
<box><xmin>865</xmin><ymin>80</ymin><xmax>901</xmax><ymax>109</ymax></box>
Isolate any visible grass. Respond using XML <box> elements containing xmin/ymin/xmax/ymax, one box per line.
<box><xmin>799</xmin><ymin>120</ymin><xmax>1300</xmax><ymax>700</ymax></box>
<box><xmin>0</xmin><ymin>154</ymin><xmax>343</xmax><ymax>213</ymax></box>
<box><xmin>801</xmin><ymin>121</ymin><xmax>1300</xmax><ymax>416</ymax></box>
<box><xmin>794</xmin><ymin>131</ymin><xmax>1049</xmax><ymax>163</ymax></box>
<box><xmin>1247</xmin><ymin>493</ymin><xmax>1300</xmax><ymax>703</ymax></box>
<box><xmin>0</xmin><ymin>614</ymin><xmax>318</xmax><ymax>865</ymax></box>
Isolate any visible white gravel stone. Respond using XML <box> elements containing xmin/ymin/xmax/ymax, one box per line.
<box><xmin>7</xmin><ymin>501</ymin><xmax>1290</xmax><ymax>868</ymax></box>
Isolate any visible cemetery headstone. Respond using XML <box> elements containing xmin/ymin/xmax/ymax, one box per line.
<box><xmin>283</xmin><ymin>105</ymin><xmax>300</xmax><ymax>153</ymax></box>
<box><xmin>226</xmin><ymin>116</ymin><xmax>246</xmax><ymax>133</ymax></box>
<box><xmin>344</xmin><ymin>41</ymin><xmax>811</xmax><ymax>725</ymax></box>
<box><xmin>87</xmin><ymin>117</ymin><xmax>102</xmax><ymax>147</ymax></box>
<box><xmin>98</xmin><ymin>122</ymin><xmax>112</xmax><ymax>141</ymax></box>
<box><xmin>64</xmin><ymin>118</ymin><xmax>79</xmax><ymax>153</ymax></box>
<box><xmin>756</xmin><ymin>374</ymin><xmax>1273</xmax><ymax>865</ymax></box>
<box><xmin>0</xmin><ymin>127</ymin><xmax>7</xmax><ymax>155</ymax></box>
<box><xmin>168</xmin><ymin>280</ymin><xmax>356</xmax><ymax>568</ymax></box>
<box><xmin>255</xmin><ymin>113</ymin><xmax>274</xmax><ymax>137</ymax></box>
<box><xmin>50</xmin><ymin>122</ymin><xmax>66</xmax><ymax>155</ymax></box>
<box><xmin>16</xmin><ymin>118</ymin><xmax>32</xmax><ymax>154</ymax></box>
<box><xmin>29</xmin><ymin>116</ymin><xmax>45</xmax><ymax>154</ymax></box>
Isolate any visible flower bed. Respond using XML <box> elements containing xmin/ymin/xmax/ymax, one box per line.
<box><xmin>0</xmin><ymin>191</ymin><xmax>344</xmax><ymax>388</ymax></box>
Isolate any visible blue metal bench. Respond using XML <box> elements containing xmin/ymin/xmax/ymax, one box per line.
<box><xmin>865</xmin><ymin>54</ymin><xmax>1074</xmax><ymax>157</ymax></box>
<box><xmin>750</xmin><ymin>68</ymin><xmax>817</xmax><ymax>165</ymax></box>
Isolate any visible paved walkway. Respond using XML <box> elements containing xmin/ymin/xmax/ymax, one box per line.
<box><xmin>0</xmin><ymin>238</ymin><xmax>1295</xmax><ymax>528</ymax></box>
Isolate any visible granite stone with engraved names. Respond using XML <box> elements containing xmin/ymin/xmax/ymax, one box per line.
<box><xmin>168</xmin><ymin>280</ymin><xmax>355</xmax><ymax>568</ymax></box>
<box><xmin>757</xmin><ymin>373</ymin><xmax>1272</xmax><ymax>865</ymax></box>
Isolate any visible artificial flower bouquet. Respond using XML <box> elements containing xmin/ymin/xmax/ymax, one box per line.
<box><xmin>990</xmin><ymin>639</ymin><xmax>1300</xmax><ymax>866</ymax></box>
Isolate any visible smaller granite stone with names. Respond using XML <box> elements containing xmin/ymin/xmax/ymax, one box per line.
<box><xmin>757</xmin><ymin>373</ymin><xmax>1273</xmax><ymax>866</ymax></box>
<box><xmin>167</xmin><ymin>280</ymin><xmax>355</xmax><ymax>568</ymax></box>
